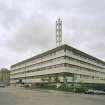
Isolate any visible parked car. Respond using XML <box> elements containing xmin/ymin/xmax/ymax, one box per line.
<box><xmin>0</xmin><ymin>83</ymin><xmax>5</xmax><ymax>88</ymax></box>
<box><xmin>85</xmin><ymin>89</ymin><xmax>105</xmax><ymax>95</ymax></box>
<box><xmin>94</xmin><ymin>90</ymin><xmax>105</xmax><ymax>95</ymax></box>
<box><xmin>24</xmin><ymin>84</ymin><xmax>30</xmax><ymax>88</ymax></box>
<box><xmin>85</xmin><ymin>89</ymin><xmax>94</xmax><ymax>94</ymax></box>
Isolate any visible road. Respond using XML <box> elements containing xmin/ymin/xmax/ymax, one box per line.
<box><xmin>0</xmin><ymin>87</ymin><xmax>105</xmax><ymax>105</ymax></box>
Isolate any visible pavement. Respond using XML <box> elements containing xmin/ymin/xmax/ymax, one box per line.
<box><xmin>0</xmin><ymin>86</ymin><xmax>105</xmax><ymax>105</ymax></box>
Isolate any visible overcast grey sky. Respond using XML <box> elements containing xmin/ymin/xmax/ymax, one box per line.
<box><xmin>0</xmin><ymin>0</ymin><xmax>105</xmax><ymax>69</ymax></box>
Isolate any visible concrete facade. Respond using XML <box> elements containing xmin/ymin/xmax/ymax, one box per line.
<box><xmin>10</xmin><ymin>44</ymin><xmax>105</xmax><ymax>85</ymax></box>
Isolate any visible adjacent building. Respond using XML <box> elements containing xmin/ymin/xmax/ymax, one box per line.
<box><xmin>10</xmin><ymin>44</ymin><xmax>105</xmax><ymax>86</ymax></box>
<box><xmin>0</xmin><ymin>68</ymin><xmax>10</xmax><ymax>85</ymax></box>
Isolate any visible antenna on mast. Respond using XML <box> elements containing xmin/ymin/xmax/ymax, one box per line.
<box><xmin>56</xmin><ymin>18</ymin><xmax>62</xmax><ymax>46</ymax></box>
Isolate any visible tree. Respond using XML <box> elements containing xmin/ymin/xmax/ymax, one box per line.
<box><xmin>62</xmin><ymin>72</ymin><xmax>68</xmax><ymax>83</ymax></box>
<box><xmin>18</xmin><ymin>79</ymin><xmax>23</xmax><ymax>84</ymax></box>
<box><xmin>54</xmin><ymin>76</ymin><xmax>60</xmax><ymax>83</ymax></box>
<box><xmin>41</xmin><ymin>78</ymin><xmax>45</xmax><ymax>83</ymax></box>
<box><xmin>47</xmin><ymin>76</ymin><xmax>52</xmax><ymax>83</ymax></box>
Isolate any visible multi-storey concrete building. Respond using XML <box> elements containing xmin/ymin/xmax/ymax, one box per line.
<box><xmin>10</xmin><ymin>44</ymin><xmax>105</xmax><ymax>86</ymax></box>
<box><xmin>0</xmin><ymin>68</ymin><xmax>10</xmax><ymax>85</ymax></box>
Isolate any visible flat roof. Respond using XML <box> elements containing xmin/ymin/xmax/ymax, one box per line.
<box><xmin>11</xmin><ymin>44</ymin><xmax>105</xmax><ymax>68</ymax></box>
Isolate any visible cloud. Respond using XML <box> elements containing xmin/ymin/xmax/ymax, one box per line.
<box><xmin>88</xmin><ymin>41</ymin><xmax>105</xmax><ymax>60</ymax></box>
<box><xmin>5</xmin><ymin>14</ymin><xmax>54</xmax><ymax>53</ymax></box>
